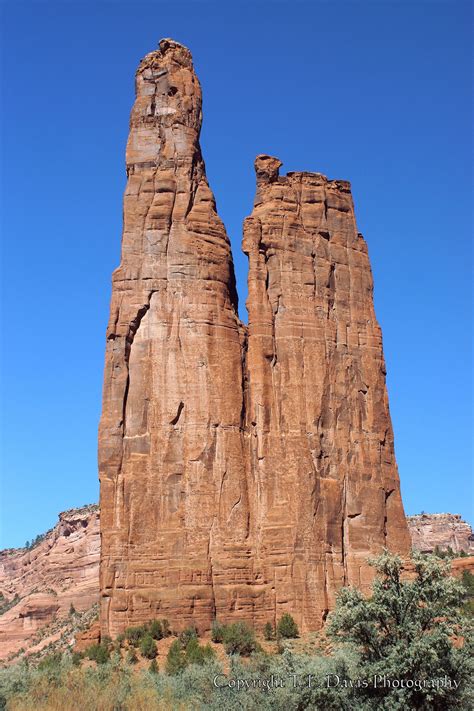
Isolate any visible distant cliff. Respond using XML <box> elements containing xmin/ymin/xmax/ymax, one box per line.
<box><xmin>408</xmin><ymin>513</ymin><xmax>474</xmax><ymax>554</ymax></box>
<box><xmin>0</xmin><ymin>505</ymin><xmax>99</xmax><ymax>661</ymax></box>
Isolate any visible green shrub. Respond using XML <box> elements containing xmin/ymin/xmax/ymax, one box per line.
<box><xmin>125</xmin><ymin>625</ymin><xmax>147</xmax><ymax>646</ymax></box>
<box><xmin>148</xmin><ymin>618</ymin><xmax>163</xmax><ymax>640</ymax></box>
<box><xmin>328</xmin><ymin>550</ymin><xmax>473</xmax><ymax>709</ymax></box>
<box><xmin>84</xmin><ymin>642</ymin><xmax>110</xmax><ymax>664</ymax></box>
<box><xmin>139</xmin><ymin>634</ymin><xmax>157</xmax><ymax>659</ymax></box>
<box><xmin>161</xmin><ymin>618</ymin><xmax>170</xmax><ymax>636</ymax></box>
<box><xmin>263</xmin><ymin>621</ymin><xmax>275</xmax><ymax>641</ymax></box>
<box><xmin>71</xmin><ymin>651</ymin><xmax>82</xmax><ymax>666</ymax></box>
<box><xmin>38</xmin><ymin>651</ymin><xmax>62</xmax><ymax>671</ymax></box>
<box><xmin>461</xmin><ymin>569</ymin><xmax>474</xmax><ymax>616</ymax></box>
<box><xmin>223</xmin><ymin>622</ymin><xmax>257</xmax><ymax>656</ymax></box>
<box><xmin>126</xmin><ymin>648</ymin><xmax>138</xmax><ymax>664</ymax></box>
<box><xmin>185</xmin><ymin>637</ymin><xmax>216</xmax><ymax>666</ymax></box>
<box><xmin>149</xmin><ymin>658</ymin><xmax>159</xmax><ymax>674</ymax></box>
<box><xmin>178</xmin><ymin>625</ymin><xmax>198</xmax><ymax>649</ymax></box>
<box><xmin>211</xmin><ymin>620</ymin><xmax>225</xmax><ymax>643</ymax></box>
<box><xmin>277</xmin><ymin>613</ymin><xmax>299</xmax><ymax>639</ymax></box>
<box><xmin>115</xmin><ymin>632</ymin><xmax>125</xmax><ymax>646</ymax></box>
<box><xmin>166</xmin><ymin>639</ymin><xmax>186</xmax><ymax>675</ymax></box>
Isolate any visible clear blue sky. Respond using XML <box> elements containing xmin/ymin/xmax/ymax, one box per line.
<box><xmin>0</xmin><ymin>1</ymin><xmax>472</xmax><ymax>548</ymax></box>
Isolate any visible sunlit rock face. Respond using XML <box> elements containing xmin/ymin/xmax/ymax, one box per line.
<box><xmin>99</xmin><ymin>40</ymin><xmax>410</xmax><ymax>638</ymax></box>
<box><xmin>98</xmin><ymin>39</ymin><xmax>249</xmax><ymax>638</ymax></box>
<box><xmin>243</xmin><ymin>156</ymin><xmax>410</xmax><ymax>629</ymax></box>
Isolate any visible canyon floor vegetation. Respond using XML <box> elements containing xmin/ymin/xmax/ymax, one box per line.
<box><xmin>0</xmin><ymin>552</ymin><xmax>472</xmax><ymax>710</ymax></box>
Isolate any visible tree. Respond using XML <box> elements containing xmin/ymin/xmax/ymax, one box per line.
<box><xmin>328</xmin><ymin>550</ymin><xmax>473</xmax><ymax>709</ymax></box>
<box><xmin>211</xmin><ymin>620</ymin><xmax>225</xmax><ymax>643</ymax></box>
<box><xmin>185</xmin><ymin>637</ymin><xmax>215</xmax><ymax>666</ymax></box>
<box><xmin>84</xmin><ymin>642</ymin><xmax>110</xmax><ymax>664</ymax></box>
<box><xmin>125</xmin><ymin>625</ymin><xmax>147</xmax><ymax>646</ymax></box>
<box><xmin>263</xmin><ymin>622</ymin><xmax>275</xmax><ymax>641</ymax></box>
<box><xmin>139</xmin><ymin>634</ymin><xmax>157</xmax><ymax>659</ymax></box>
<box><xmin>178</xmin><ymin>626</ymin><xmax>198</xmax><ymax>649</ymax></box>
<box><xmin>277</xmin><ymin>613</ymin><xmax>299</xmax><ymax>639</ymax></box>
<box><xmin>461</xmin><ymin>569</ymin><xmax>474</xmax><ymax>617</ymax></box>
<box><xmin>149</xmin><ymin>619</ymin><xmax>163</xmax><ymax>640</ymax></box>
<box><xmin>223</xmin><ymin>622</ymin><xmax>257</xmax><ymax>656</ymax></box>
<box><xmin>166</xmin><ymin>640</ymin><xmax>186</xmax><ymax>675</ymax></box>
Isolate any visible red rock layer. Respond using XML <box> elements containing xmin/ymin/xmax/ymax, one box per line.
<box><xmin>99</xmin><ymin>40</ymin><xmax>410</xmax><ymax>637</ymax></box>
<box><xmin>0</xmin><ymin>506</ymin><xmax>99</xmax><ymax>660</ymax></box>
<box><xmin>243</xmin><ymin>156</ymin><xmax>410</xmax><ymax>628</ymax></box>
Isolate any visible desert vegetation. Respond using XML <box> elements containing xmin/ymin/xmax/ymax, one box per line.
<box><xmin>0</xmin><ymin>552</ymin><xmax>472</xmax><ymax>710</ymax></box>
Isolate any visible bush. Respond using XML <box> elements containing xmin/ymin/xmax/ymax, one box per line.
<box><xmin>125</xmin><ymin>625</ymin><xmax>147</xmax><ymax>646</ymax></box>
<box><xmin>166</xmin><ymin>640</ymin><xmax>186</xmax><ymax>675</ymax></box>
<box><xmin>178</xmin><ymin>625</ymin><xmax>198</xmax><ymax>650</ymax></box>
<box><xmin>263</xmin><ymin>621</ymin><xmax>275</xmax><ymax>641</ymax></box>
<box><xmin>69</xmin><ymin>603</ymin><xmax>76</xmax><ymax>616</ymax></box>
<box><xmin>277</xmin><ymin>613</ymin><xmax>299</xmax><ymax>639</ymax></box>
<box><xmin>38</xmin><ymin>652</ymin><xmax>62</xmax><ymax>671</ymax></box>
<box><xmin>126</xmin><ymin>648</ymin><xmax>138</xmax><ymax>664</ymax></box>
<box><xmin>148</xmin><ymin>619</ymin><xmax>163</xmax><ymax>640</ymax></box>
<box><xmin>461</xmin><ymin>569</ymin><xmax>474</xmax><ymax>616</ymax></box>
<box><xmin>185</xmin><ymin>637</ymin><xmax>216</xmax><ymax>666</ymax></box>
<box><xmin>139</xmin><ymin>634</ymin><xmax>157</xmax><ymax>659</ymax></box>
<box><xmin>211</xmin><ymin>620</ymin><xmax>225</xmax><ymax>643</ymax></box>
<box><xmin>161</xmin><ymin>618</ymin><xmax>170</xmax><ymax>637</ymax></box>
<box><xmin>223</xmin><ymin>622</ymin><xmax>257</xmax><ymax>656</ymax></box>
<box><xmin>71</xmin><ymin>651</ymin><xmax>82</xmax><ymax>666</ymax></box>
<box><xmin>84</xmin><ymin>643</ymin><xmax>110</xmax><ymax>665</ymax></box>
<box><xmin>328</xmin><ymin>550</ymin><xmax>474</xmax><ymax>709</ymax></box>
<box><xmin>149</xmin><ymin>658</ymin><xmax>159</xmax><ymax>674</ymax></box>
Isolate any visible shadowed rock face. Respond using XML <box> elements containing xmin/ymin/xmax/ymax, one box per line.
<box><xmin>99</xmin><ymin>39</ymin><xmax>410</xmax><ymax>637</ymax></box>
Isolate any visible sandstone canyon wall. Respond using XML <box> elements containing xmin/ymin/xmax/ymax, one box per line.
<box><xmin>99</xmin><ymin>39</ymin><xmax>410</xmax><ymax>638</ymax></box>
<box><xmin>408</xmin><ymin>513</ymin><xmax>474</xmax><ymax>555</ymax></box>
<box><xmin>0</xmin><ymin>506</ymin><xmax>99</xmax><ymax>660</ymax></box>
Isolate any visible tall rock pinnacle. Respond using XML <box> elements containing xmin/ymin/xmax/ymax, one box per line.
<box><xmin>99</xmin><ymin>39</ymin><xmax>249</xmax><ymax>637</ymax></box>
<box><xmin>99</xmin><ymin>42</ymin><xmax>410</xmax><ymax>637</ymax></box>
<box><xmin>243</xmin><ymin>156</ymin><xmax>411</xmax><ymax>627</ymax></box>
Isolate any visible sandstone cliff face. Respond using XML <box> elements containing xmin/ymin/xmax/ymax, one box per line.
<box><xmin>408</xmin><ymin>514</ymin><xmax>474</xmax><ymax>554</ymax></box>
<box><xmin>99</xmin><ymin>39</ymin><xmax>410</xmax><ymax>637</ymax></box>
<box><xmin>243</xmin><ymin>156</ymin><xmax>410</xmax><ymax>628</ymax></box>
<box><xmin>0</xmin><ymin>506</ymin><xmax>99</xmax><ymax>660</ymax></box>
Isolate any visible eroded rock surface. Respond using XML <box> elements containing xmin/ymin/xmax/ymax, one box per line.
<box><xmin>99</xmin><ymin>39</ymin><xmax>410</xmax><ymax>637</ymax></box>
<box><xmin>0</xmin><ymin>506</ymin><xmax>99</xmax><ymax>660</ymax></box>
<box><xmin>243</xmin><ymin>156</ymin><xmax>411</xmax><ymax>628</ymax></box>
<box><xmin>98</xmin><ymin>38</ymin><xmax>249</xmax><ymax>638</ymax></box>
<box><xmin>408</xmin><ymin>513</ymin><xmax>474</xmax><ymax>554</ymax></box>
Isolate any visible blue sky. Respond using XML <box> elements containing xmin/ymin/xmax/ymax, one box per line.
<box><xmin>0</xmin><ymin>1</ymin><xmax>472</xmax><ymax>548</ymax></box>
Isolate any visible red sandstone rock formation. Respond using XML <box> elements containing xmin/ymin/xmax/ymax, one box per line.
<box><xmin>99</xmin><ymin>39</ymin><xmax>410</xmax><ymax>637</ymax></box>
<box><xmin>0</xmin><ymin>506</ymin><xmax>99</xmax><ymax>660</ymax></box>
<box><xmin>408</xmin><ymin>513</ymin><xmax>474</xmax><ymax>554</ymax></box>
<box><xmin>243</xmin><ymin>156</ymin><xmax>410</xmax><ymax>628</ymax></box>
<box><xmin>98</xmin><ymin>38</ymin><xmax>249</xmax><ymax>638</ymax></box>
